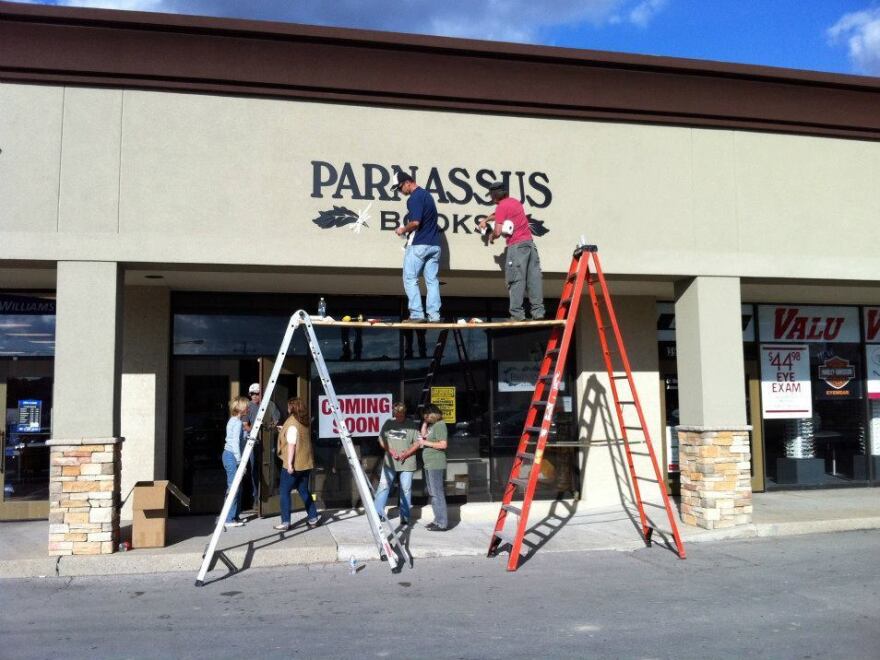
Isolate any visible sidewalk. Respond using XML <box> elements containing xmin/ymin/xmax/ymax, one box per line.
<box><xmin>1</xmin><ymin>488</ymin><xmax>877</xmax><ymax>580</ymax></box>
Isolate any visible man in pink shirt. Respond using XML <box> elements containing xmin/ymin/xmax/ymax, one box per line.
<box><xmin>478</xmin><ymin>181</ymin><xmax>545</xmax><ymax>321</ymax></box>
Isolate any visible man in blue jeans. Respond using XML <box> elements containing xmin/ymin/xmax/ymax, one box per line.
<box><xmin>374</xmin><ymin>402</ymin><xmax>419</xmax><ymax>525</ymax></box>
<box><xmin>392</xmin><ymin>171</ymin><xmax>442</xmax><ymax>322</ymax></box>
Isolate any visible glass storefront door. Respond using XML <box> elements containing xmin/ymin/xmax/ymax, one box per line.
<box><xmin>170</xmin><ymin>359</ymin><xmax>242</xmax><ymax>515</ymax></box>
<box><xmin>1</xmin><ymin>359</ymin><xmax>53</xmax><ymax>520</ymax></box>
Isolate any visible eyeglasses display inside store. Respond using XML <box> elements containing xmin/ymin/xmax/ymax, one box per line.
<box><xmin>171</xmin><ymin>293</ymin><xmax>580</xmax><ymax>516</ymax></box>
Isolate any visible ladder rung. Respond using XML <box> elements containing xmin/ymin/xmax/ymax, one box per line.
<box><xmin>502</xmin><ymin>504</ymin><xmax>522</xmax><ymax>516</ymax></box>
<box><xmin>623</xmin><ymin>425</ymin><xmax>644</xmax><ymax>431</ymax></box>
<box><xmin>517</xmin><ymin>451</ymin><xmax>535</xmax><ymax>461</ymax></box>
<box><xmin>537</xmin><ymin>375</ymin><xmax>554</xmax><ymax>381</ymax></box>
<box><xmin>546</xmin><ymin>348</ymin><xmax>561</xmax><ymax>355</ymax></box>
<box><xmin>509</xmin><ymin>477</ymin><xmax>529</xmax><ymax>489</ymax></box>
<box><xmin>619</xmin><ymin>401</ymin><xmax>636</xmax><ymax>405</ymax></box>
<box><xmin>560</xmin><ymin>296</ymin><xmax>573</xmax><ymax>305</ymax></box>
<box><xmin>524</xmin><ymin>426</ymin><xmax>543</xmax><ymax>434</ymax></box>
<box><xmin>530</xmin><ymin>400</ymin><xmax>549</xmax><ymax>407</ymax></box>
<box><xmin>612</xmin><ymin>374</ymin><xmax>630</xmax><ymax>379</ymax></box>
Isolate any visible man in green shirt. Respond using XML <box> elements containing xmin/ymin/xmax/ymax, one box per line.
<box><xmin>419</xmin><ymin>403</ymin><xmax>449</xmax><ymax>531</ymax></box>
<box><xmin>374</xmin><ymin>402</ymin><xmax>419</xmax><ymax>526</ymax></box>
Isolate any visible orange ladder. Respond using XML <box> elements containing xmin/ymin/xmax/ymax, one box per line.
<box><xmin>488</xmin><ymin>243</ymin><xmax>686</xmax><ymax>570</ymax></box>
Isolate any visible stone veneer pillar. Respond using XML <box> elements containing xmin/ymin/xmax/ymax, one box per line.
<box><xmin>50</xmin><ymin>262</ymin><xmax>124</xmax><ymax>556</ymax></box>
<box><xmin>48</xmin><ymin>438</ymin><xmax>123</xmax><ymax>555</ymax></box>
<box><xmin>678</xmin><ymin>426</ymin><xmax>752</xmax><ymax>530</ymax></box>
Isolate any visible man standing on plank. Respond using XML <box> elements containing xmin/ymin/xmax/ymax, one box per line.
<box><xmin>478</xmin><ymin>181</ymin><xmax>545</xmax><ymax>321</ymax></box>
<box><xmin>392</xmin><ymin>171</ymin><xmax>442</xmax><ymax>323</ymax></box>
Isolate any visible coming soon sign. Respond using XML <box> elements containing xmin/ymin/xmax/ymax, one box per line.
<box><xmin>318</xmin><ymin>394</ymin><xmax>392</xmax><ymax>438</ymax></box>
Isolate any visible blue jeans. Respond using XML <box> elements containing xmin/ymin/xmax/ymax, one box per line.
<box><xmin>425</xmin><ymin>468</ymin><xmax>448</xmax><ymax>528</ymax></box>
<box><xmin>373</xmin><ymin>466</ymin><xmax>414</xmax><ymax>522</ymax></box>
<box><xmin>221</xmin><ymin>450</ymin><xmax>240</xmax><ymax>523</ymax></box>
<box><xmin>279</xmin><ymin>468</ymin><xmax>318</xmax><ymax>525</ymax></box>
<box><xmin>403</xmin><ymin>244</ymin><xmax>441</xmax><ymax>321</ymax></box>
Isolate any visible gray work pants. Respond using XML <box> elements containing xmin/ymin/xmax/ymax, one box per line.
<box><xmin>505</xmin><ymin>241</ymin><xmax>545</xmax><ymax>320</ymax></box>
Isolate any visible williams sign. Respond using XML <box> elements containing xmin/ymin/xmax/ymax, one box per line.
<box><xmin>310</xmin><ymin>161</ymin><xmax>552</xmax><ymax>237</ymax></box>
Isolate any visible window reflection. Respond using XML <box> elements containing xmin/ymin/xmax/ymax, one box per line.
<box><xmin>170</xmin><ymin>294</ymin><xmax>578</xmax><ymax>513</ymax></box>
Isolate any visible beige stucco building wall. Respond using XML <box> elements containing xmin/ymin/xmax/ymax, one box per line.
<box><xmin>2</xmin><ymin>82</ymin><xmax>879</xmax><ymax>282</ymax></box>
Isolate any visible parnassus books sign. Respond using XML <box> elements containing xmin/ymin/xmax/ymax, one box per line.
<box><xmin>309</xmin><ymin>160</ymin><xmax>552</xmax><ymax>237</ymax></box>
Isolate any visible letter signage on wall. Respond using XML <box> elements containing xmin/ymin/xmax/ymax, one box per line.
<box><xmin>758</xmin><ymin>305</ymin><xmax>859</xmax><ymax>343</ymax></box>
<box><xmin>760</xmin><ymin>345</ymin><xmax>812</xmax><ymax>419</ymax></box>
<box><xmin>318</xmin><ymin>393</ymin><xmax>392</xmax><ymax>439</ymax></box>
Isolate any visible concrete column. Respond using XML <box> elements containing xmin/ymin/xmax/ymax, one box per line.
<box><xmin>673</xmin><ymin>276</ymin><xmax>752</xmax><ymax>529</ymax></box>
<box><xmin>48</xmin><ymin>261</ymin><xmax>124</xmax><ymax>555</ymax></box>
<box><xmin>575</xmin><ymin>296</ymin><xmax>663</xmax><ymax>510</ymax></box>
<box><xmin>120</xmin><ymin>286</ymin><xmax>170</xmax><ymax>519</ymax></box>
<box><xmin>673</xmin><ymin>276</ymin><xmax>746</xmax><ymax>427</ymax></box>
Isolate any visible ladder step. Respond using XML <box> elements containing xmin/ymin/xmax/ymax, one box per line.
<box><xmin>612</xmin><ymin>374</ymin><xmax>630</xmax><ymax>379</ymax></box>
<box><xmin>623</xmin><ymin>425</ymin><xmax>644</xmax><ymax>431</ymax></box>
<box><xmin>524</xmin><ymin>426</ymin><xmax>543</xmax><ymax>434</ymax></box>
<box><xmin>517</xmin><ymin>451</ymin><xmax>535</xmax><ymax>461</ymax></box>
<box><xmin>560</xmin><ymin>296</ymin><xmax>573</xmax><ymax>305</ymax></box>
<box><xmin>530</xmin><ymin>400</ymin><xmax>549</xmax><ymax>407</ymax></box>
<box><xmin>546</xmin><ymin>348</ymin><xmax>561</xmax><ymax>355</ymax></box>
<box><xmin>502</xmin><ymin>504</ymin><xmax>522</xmax><ymax>516</ymax></box>
<box><xmin>619</xmin><ymin>401</ymin><xmax>636</xmax><ymax>405</ymax></box>
<box><xmin>509</xmin><ymin>477</ymin><xmax>529</xmax><ymax>489</ymax></box>
<box><xmin>537</xmin><ymin>375</ymin><xmax>554</xmax><ymax>381</ymax></box>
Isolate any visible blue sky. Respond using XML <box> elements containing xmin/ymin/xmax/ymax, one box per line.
<box><xmin>10</xmin><ymin>1</ymin><xmax>880</xmax><ymax>76</ymax></box>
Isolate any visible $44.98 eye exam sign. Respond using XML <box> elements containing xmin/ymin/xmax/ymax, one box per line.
<box><xmin>760</xmin><ymin>345</ymin><xmax>812</xmax><ymax>419</ymax></box>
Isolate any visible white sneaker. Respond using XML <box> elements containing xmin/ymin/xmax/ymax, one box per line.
<box><xmin>224</xmin><ymin>521</ymin><xmax>245</xmax><ymax>528</ymax></box>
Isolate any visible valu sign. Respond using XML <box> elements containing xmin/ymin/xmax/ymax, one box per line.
<box><xmin>758</xmin><ymin>305</ymin><xmax>860</xmax><ymax>343</ymax></box>
<box><xmin>318</xmin><ymin>393</ymin><xmax>392</xmax><ymax>439</ymax></box>
<box><xmin>309</xmin><ymin>161</ymin><xmax>552</xmax><ymax>237</ymax></box>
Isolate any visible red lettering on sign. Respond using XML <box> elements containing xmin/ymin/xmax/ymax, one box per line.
<box><xmin>321</xmin><ymin>399</ymin><xmax>332</xmax><ymax>415</ymax></box>
<box><xmin>867</xmin><ymin>309</ymin><xmax>880</xmax><ymax>342</ymax></box>
<box><xmin>773</xmin><ymin>308</ymin><xmax>844</xmax><ymax>340</ymax></box>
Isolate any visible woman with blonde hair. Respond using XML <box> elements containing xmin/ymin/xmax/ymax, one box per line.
<box><xmin>274</xmin><ymin>397</ymin><xmax>320</xmax><ymax>531</ymax></box>
<box><xmin>419</xmin><ymin>403</ymin><xmax>448</xmax><ymax>531</ymax></box>
<box><xmin>221</xmin><ymin>396</ymin><xmax>250</xmax><ymax>528</ymax></box>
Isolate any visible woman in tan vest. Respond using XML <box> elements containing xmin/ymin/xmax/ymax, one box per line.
<box><xmin>273</xmin><ymin>398</ymin><xmax>320</xmax><ymax>531</ymax></box>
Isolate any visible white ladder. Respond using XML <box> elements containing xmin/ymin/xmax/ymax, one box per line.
<box><xmin>195</xmin><ymin>310</ymin><xmax>411</xmax><ymax>586</ymax></box>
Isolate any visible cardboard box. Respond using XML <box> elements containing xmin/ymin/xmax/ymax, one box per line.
<box><xmin>131</xmin><ymin>480</ymin><xmax>190</xmax><ymax>549</ymax></box>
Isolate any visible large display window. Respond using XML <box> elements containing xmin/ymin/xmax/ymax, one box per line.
<box><xmin>758</xmin><ymin>305</ymin><xmax>870</xmax><ymax>486</ymax></box>
<box><xmin>0</xmin><ymin>293</ymin><xmax>56</xmax><ymax>520</ymax></box>
<box><xmin>170</xmin><ymin>293</ymin><xmax>577</xmax><ymax>514</ymax></box>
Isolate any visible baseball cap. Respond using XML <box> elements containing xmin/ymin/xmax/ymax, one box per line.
<box><xmin>390</xmin><ymin>171</ymin><xmax>415</xmax><ymax>192</ymax></box>
<box><xmin>488</xmin><ymin>181</ymin><xmax>507</xmax><ymax>193</ymax></box>
<box><xmin>248</xmin><ymin>383</ymin><xmax>261</xmax><ymax>394</ymax></box>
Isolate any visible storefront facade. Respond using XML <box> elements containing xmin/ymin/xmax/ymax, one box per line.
<box><xmin>2</xmin><ymin>4</ymin><xmax>879</xmax><ymax>538</ymax></box>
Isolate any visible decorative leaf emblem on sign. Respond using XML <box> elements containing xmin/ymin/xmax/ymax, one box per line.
<box><xmin>312</xmin><ymin>206</ymin><xmax>358</xmax><ymax>229</ymax></box>
<box><xmin>312</xmin><ymin>204</ymin><xmax>371</xmax><ymax>233</ymax></box>
<box><xmin>528</xmin><ymin>216</ymin><xmax>549</xmax><ymax>237</ymax></box>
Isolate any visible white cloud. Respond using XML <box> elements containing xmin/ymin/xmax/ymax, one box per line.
<box><xmin>628</xmin><ymin>0</ymin><xmax>667</xmax><ymax>29</ymax></box>
<box><xmin>10</xmin><ymin>0</ymin><xmax>669</xmax><ymax>42</ymax></box>
<box><xmin>827</xmin><ymin>5</ymin><xmax>880</xmax><ymax>75</ymax></box>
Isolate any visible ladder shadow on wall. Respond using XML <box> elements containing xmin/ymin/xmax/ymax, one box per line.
<box><xmin>579</xmin><ymin>374</ymin><xmax>680</xmax><ymax>557</ymax></box>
